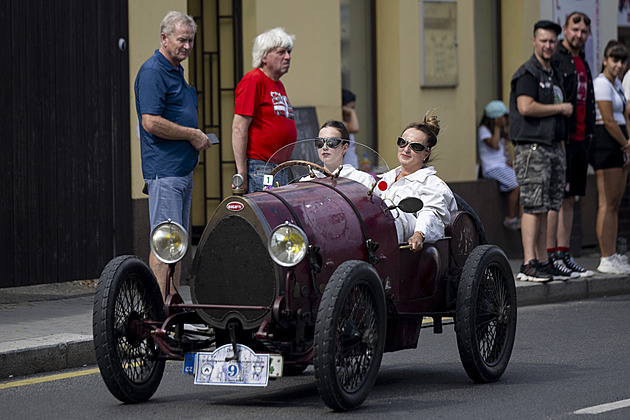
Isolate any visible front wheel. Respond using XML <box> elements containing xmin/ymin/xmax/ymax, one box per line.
<box><xmin>314</xmin><ymin>260</ymin><xmax>386</xmax><ymax>411</ymax></box>
<box><xmin>455</xmin><ymin>245</ymin><xmax>517</xmax><ymax>383</ymax></box>
<box><xmin>93</xmin><ymin>255</ymin><xmax>166</xmax><ymax>403</ymax></box>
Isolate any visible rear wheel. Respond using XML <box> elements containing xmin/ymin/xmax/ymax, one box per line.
<box><xmin>454</xmin><ymin>193</ymin><xmax>487</xmax><ymax>245</ymax></box>
<box><xmin>314</xmin><ymin>261</ymin><xmax>386</xmax><ymax>411</ymax></box>
<box><xmin>93</xmin><ymin>255</ymin><xmax>166</xmax><ymax>403</ymax></box>
<box><xmin>455</xmin><ymin>245</ymin><xmax>516</xmax><ymax>382</ymax></box>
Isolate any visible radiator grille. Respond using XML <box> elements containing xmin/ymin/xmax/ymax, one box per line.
<box><xmin>191</xmin><ymin>215</ymin><xmax>276</xmax><ymax>326</ymax></box>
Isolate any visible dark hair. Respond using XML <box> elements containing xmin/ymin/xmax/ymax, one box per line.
<box><xmin>402</xmin><ymin>111</ymin><xmax>440</xmax><ymax>164</ymax></box>
<box><xmin>565</xmin><ymin>11</ymin><xmax>590</xmax><ymax>27</ymax></box>
<box><xmin>601</xmin><ymin>40</ymin><xmax>628</xmax><ymax>72</ymax></box>
<box><xmin>479</xmin><ymin>113</ymin><xmax>509</xmax><ymax>139</ymax></box>
<box><xmin>479</xmin><ymin>114</ymin><xmax>496</xmax><ymax>131</ymax></box>
<box><xmin>320</xmin><ymin>120</ymin><xmax>350</xmax><ymax>142</ymax></box>
<box><xmin>342</xmin><ymin>89</ymin><xmax>356</xmax><ymax>105</ymax></box>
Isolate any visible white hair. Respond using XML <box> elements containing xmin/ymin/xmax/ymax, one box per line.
<box><xmin>160</xmin><ymin>11</ymin><xmax>197</xmax><ymax>38</ymax></box>
<box><xmin>252</xmin><ymin>27</ymin><xmax>295</xmax><ymax>68</ymax></box>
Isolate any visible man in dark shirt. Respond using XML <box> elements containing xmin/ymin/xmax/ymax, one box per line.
<box><xmin>509</xmin><ymin>20</ymin><xmax>573</xmax><ymax>282</ymax></box>
<box><xmin>135</xmin><ymin>11</ymin><xmax>211</xmax><ymax>298</ymax></box>
<box><xmin>548</xmin><ymin>11</ymin><xmax>596</xmax><ymax>278</ymax></box>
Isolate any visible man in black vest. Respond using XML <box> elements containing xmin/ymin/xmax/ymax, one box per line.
<box><xmin>509</xmin><ymin>20</ymin><xmax>573</xmax><ymax>282</ymax></box>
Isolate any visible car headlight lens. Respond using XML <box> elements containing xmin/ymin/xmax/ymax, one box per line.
<box><xmin>150</xmin><ymin>220</ymin><xmax>188</xmax><ymax>264</ymax></box>
<box><xmin>268</xmin><ymin>223</ymin><xmax>308</xmax><ymax>267</ymax></box>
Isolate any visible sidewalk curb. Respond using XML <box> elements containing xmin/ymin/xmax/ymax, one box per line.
<box><xmin>516</xmin><ymin>275</ymin><xmax>630</xmax><ymax>306</ymax></box>
<box><xmin>0</xmin><ymin>334</ymin><xmax>95</xmax><ymax>379</ymax></box>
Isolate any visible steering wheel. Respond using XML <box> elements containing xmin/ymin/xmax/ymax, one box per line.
<box><xmin>270</xmin><ymin>160</ymin><xmax>336</xmax><ymax>179</ymax></box>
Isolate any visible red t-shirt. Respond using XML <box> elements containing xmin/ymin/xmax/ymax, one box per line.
<box><xmin>234</xmin><ymin>68</ymin><xmax>297</xmax><ymax>162</ymax></box>
<box><xmin>573</xmin><ymin>55</ymin><xmax>587</xmax><ymax>141</ymax></box>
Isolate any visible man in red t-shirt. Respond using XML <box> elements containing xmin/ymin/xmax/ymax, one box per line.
<box><xmin>548</xmin><ymin>11</ymin><xmax>596</xmax><ymax>277</ymax></box>
<box><xmin>232</xmin><ymin>27</ymin><xmax>297</xmax><ymax>192</ymax></box>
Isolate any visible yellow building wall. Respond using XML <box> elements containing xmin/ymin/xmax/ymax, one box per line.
<box><xmin>241</xmin><ymin>0</ymin><xmax>342</xmax><ymax>125</ymax></box>
<box><xmin>375</xmin><ymin>0</ymin><xmax>477</xmax><ymax>182</ymax></box>
<box><xmin>500</xmin><ymin>1</ymin><xmax>540</xmax><ymax>109</ymax></box>
<box><xmin>128</xmin><ymin>0</ymin><xmax>189</xmax><ymax>200</ymax></box>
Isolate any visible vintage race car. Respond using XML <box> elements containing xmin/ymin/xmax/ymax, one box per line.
<box><xmin>93</xmin><ymin>154</ymin><xmax>516</xmax><ymax>412</ymax></box>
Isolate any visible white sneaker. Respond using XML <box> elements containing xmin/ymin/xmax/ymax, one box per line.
<box><xmin>614</xmin><ymin>254</ymin><xmax>630</xmax><ymax>272</ymax></box>
<box><xmin>597</xmin><ymin>256</ymin><xmax>630</xmax><ymax>275</ymax></box>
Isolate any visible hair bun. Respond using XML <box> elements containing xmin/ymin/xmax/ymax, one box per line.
<box><xmin>423</xmin><ymin>111</ymin><xmax>440</xmax><ymax>137</ymax></box>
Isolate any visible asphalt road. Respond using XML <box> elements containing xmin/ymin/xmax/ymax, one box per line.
<box><xmin>2</xmin><ymin>295</ymin><xmax>630</xmax><ymax>419</ymax></box>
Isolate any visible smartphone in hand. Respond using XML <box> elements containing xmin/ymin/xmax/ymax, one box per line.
<box><xmin>206</xmin><ymin>133</ymin><xmax>220</xmax><ymax>145</ymax></box>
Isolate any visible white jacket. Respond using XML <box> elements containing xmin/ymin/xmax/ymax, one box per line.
<box><xmin>375</xmin><ymin>166</ymin><xmax>457</xmax><ymax>244</ymax></box>
<box><xmin>300</xmin><ymin>164</ymin><xmax>376</xmax><ymax>189</ymax></box>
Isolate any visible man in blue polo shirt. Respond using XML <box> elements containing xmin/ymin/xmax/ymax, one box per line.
<box><xmin>135</xmin><ymin>11</ymin><xmax>211</xmax><ymax>298</ymax></box>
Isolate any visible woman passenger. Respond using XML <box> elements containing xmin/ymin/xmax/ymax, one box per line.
<box><xmin>301</xmin><ymin>120</ymin><xmax>375</xmax><ymax>189</ymax></box>
<box><xmin>590</xmin><ymin>40</ymin><xmax>630</xmax><ymax>274</ymax></box>
<box><xmin>375</xmin><ymin>112</ymin><xmax>457</xmax><ymax>250</ymax></box>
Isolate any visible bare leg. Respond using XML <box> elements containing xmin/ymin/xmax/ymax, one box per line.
<box><xmin>507</xmin><ymin>186</ymin><xmax>520</xmax><ymax>219</ymax></box>
<box><xmin>536</xmin><ymin>212</ymin><xmax>548</xmax><ymax>263</ymax></box>
<box><xmin>557</xmin><ymin>196</ymin><xmax>575</xmax><ymax>249</ymax></box>
<box><xmin>546</xmin><ymin>209</ymin><xmax>559</xmax><ymax>252</ymax></box>
<box><xmin>521</xmin><ymin>212</ymin><xmax>540</xmax><ymax>263</ymax></box>
<box><xmin>595</xmin><ymin>168</ymin><xmax>627</xmax><ymax>257</ymax></box>
<box><xmin>150</xmin><ymin>251</ymin><xmax>181</xmax><ymax>300</ymax></box>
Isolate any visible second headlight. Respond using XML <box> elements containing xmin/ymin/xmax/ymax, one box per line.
<box><xmin>268</xmin><ymin>222</ymin><xmax>308</xmax><ymax>267</ymax></box>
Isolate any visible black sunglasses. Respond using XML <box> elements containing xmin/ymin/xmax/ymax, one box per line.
<box><xmin>571</xmin><ymin>14</ymin><xmax>590</xmax><ymax>26</ymax></box>
<box><xmin>315</xmin><ymin>137</ymin><xmax>343</xmax><ymax>149</ymax></box>
<box><xmin>397</xmin><ymin>137</ymin><xmax>429</xmax><ymax>153</ymax></box>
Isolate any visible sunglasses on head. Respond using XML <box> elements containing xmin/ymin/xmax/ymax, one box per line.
<box><xmin>571</xmin><ymin>14</ymin><xmax>590</xmax><ymax>26</ymax></box>
<box><xmin>315</xmin><ymin>137</ymin><xmax>343</xmax><ymax>149</ymax></box>
<box><xmin>397</xmin><ymin>137</ymin><xmax>429</xmax><ymax>153</ymax></box>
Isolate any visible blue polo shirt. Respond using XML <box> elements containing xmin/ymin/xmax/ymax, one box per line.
<box><xmin>135</xmin><ymin>49</ymin><xmax>199</xmax><ymax>178</ymax></box>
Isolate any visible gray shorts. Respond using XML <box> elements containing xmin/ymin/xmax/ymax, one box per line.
<box><xmin>144</xmin><ymin>172</ymin><xmax>193</xmax><ymax>234</ymax></box>
<box><xmin>513</xmin><ymin>142</ymin><xmax>566</xmax><ymax>214</ymax></box>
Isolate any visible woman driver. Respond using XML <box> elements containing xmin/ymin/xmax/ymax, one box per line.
<box><xmin>300</xmin><ymin>120</ymin><xmax>375</xmax><ymax>188</ymax></box>
<box><xmin>375</xmin><ymin>112</ymin><xmax>457</xmax><ymax>251</ymax></box>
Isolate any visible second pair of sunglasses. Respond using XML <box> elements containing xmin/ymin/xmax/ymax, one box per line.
<box><xmin>315</xmin><ymin>137</ymin><xmax>343</xmax><ymax>149</ymax></box>
<box><xmin>397</xmin><ymin>137</ymin><xmax>429</xmax><ymax>153</ymax></box>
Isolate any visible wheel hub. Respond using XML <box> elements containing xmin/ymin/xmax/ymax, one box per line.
<box><xmin>362</xmin><ymin>329</ymin><xmax>376</xmax><ymax>347</ymax></box>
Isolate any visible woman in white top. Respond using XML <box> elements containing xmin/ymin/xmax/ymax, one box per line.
<box><xmin>374</xmin><ymin>112</ymin><xmax>457</xmax><ymax>250</ymax></box>
<box><xmin>478</xmin><ymin>100</ymin><xmax>520</xmax><ymax>230</ymax></box>
<box><xmin>590</xmin><ymin>40</ymin><xmax>630</xmax><ymax>274</ymax></box>
<box><xmin>300</xmin><ymin>120</ymin><xmax>375</xmax><ymax>189</ymax></box>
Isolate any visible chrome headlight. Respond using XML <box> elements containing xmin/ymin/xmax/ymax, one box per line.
<box><xmin>150</xmin><ymin>220</ymin><xmax>189</xmax><ymax>264</ymax></box>
<box><xmin>268</xmin><ymin>222</ymin><xmax>309</xmax><ymax>267</ymax></box>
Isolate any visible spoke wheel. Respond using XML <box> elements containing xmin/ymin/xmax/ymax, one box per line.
<box><xmin>93</xmin><ymin>255</ymin><xmax>166</xmax><ymax>403</ymax></box>
<box><xmin>314</xmin><ymin>261</ymin><xmax>386</xmax><ymax>411</ymax></box>
<box><xmin>455</xmin><ymin>245</ymin><xmax>517</xmax><ymax>382</ymax></box>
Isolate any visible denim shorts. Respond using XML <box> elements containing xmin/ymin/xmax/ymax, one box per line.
<box><xmin>514</xmin><ymin>142</ymin><xmax>565</xmax><ymax>214</ymax></box>
<box><xmin>247</xmin><ymin>158</ymin><xmax>288</xmax><ymax>193</ymax></box>
<box><xmin>144</xmin><ymin>172</ymin><xmax>193</xmax><ymax>234</ymax></box>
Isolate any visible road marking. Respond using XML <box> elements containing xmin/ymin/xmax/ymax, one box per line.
<box><xmin>575</xmin><ymin>398</ymin><xmax>630</xmax><ymax>414</ymax></box>
<box><xmin>0</xmin><ymin>368</ymin><xmax>100</xmax><ymax>390</ymax></box>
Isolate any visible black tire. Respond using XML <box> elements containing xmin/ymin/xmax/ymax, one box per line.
<box><xmin>455</xmin><ymin>245</ymin><xmax>517</xmax><ymax>383</ymax></box>
<box><xmin>313</xmin><ymin>261</ymin><xmax>386</xmax><ymax>411</ymax></box>
<box><xmin>93</xmin><ymin>255</ymin><xmax>166</xmax><ymax>403</ymax></box>
<box><xmin>454</xmin><ymin>193</ymin><xmax>488</xmax><ymax>245</ymax></box>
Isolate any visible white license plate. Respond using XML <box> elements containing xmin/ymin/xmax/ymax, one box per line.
<box><xmin>189</xmin><ymin>344</ymin><xmax>283</xmax><ymax>386</ymax></box>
